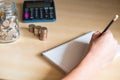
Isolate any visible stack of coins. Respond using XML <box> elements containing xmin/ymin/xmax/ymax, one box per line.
<box><xmin>28</xmin><ymin>24</ymin><xmax>48</xmax><ymax>41</ymax></box>
<box><xmin>34</xmin><ymin>25</ymin><xmax>41</xmax><ymax>36</ymax></box>
<box><xmin>29</xmin><ymin>24</ymin><xmax>35</xmax><ymax>33</ymax></box>
<box><xmin>39</xmin><ymin>27</ymin><xmax>48</xmax><ymax>41</ymax></box>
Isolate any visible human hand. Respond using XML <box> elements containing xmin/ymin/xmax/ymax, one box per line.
<box><xmin>62</xmin><ymin>31</ymin><xmax>118</xmax><ymax>80</ymax></box>
<box><xmin>88</xmin><ymin>30</ymin><xmax>118</xmax><ymax>67</ymax></box>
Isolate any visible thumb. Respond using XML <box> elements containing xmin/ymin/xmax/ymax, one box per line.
<box><xmin>92</xmin><ymin>31</ymin><xmax>101</xmax><ymax>40</ymax></box>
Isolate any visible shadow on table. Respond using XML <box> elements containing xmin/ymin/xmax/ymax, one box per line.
<box><xmin>38</xmin><ymin>40</ymin><xmax>89</xmax><ymax>80</ymax></box>
<box><xmin>19</xmin><ymin>27</ymin><xmax>39</xmax><ymax>40</ymax></box>
<box><xmin>37</xmin><ymin>54</ymin><xmax>65</xmax><ymax>80</ymax></box>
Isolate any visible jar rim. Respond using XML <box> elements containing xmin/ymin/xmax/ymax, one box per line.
<box><xmin>0</xmin><ymin>0</ymin><xmax>15</xmax><ymax>11</ymax></box>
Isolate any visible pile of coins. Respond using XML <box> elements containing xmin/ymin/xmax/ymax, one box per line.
<box><xmin>0</xmin><ymin>12</ymin><xmax>19</xmax><ymax>42</ymax></box>
<box><xmin>29</xmin><ymin>24</ymin><xmax>48</xmax><ymax>41</ymax></box>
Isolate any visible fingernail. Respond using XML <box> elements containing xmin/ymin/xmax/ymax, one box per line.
<box><xmin>95</xmin><ymin>31</ymin><xmax>100</xmax><ymax>34</ymax></box>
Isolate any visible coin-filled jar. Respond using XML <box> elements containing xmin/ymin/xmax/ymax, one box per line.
<box><xmin>0</xmin><ymin>0</ymin><xmax>20</xmax><ymax>43</ymax></box>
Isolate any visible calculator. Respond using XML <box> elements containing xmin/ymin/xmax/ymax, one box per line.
<box><xmin>22</xmin><ymin>0</ymin><xmax>56</xmax><ymax>23</ymax></box>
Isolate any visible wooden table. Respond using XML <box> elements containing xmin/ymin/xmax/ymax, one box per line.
<box><xmin>0</xmin><ymin>0</ymin><xmax>120</xmax><ymax>80</ymax></box>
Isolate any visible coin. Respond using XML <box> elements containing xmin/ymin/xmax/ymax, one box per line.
<box><xmin>39</xmin><ymin>27</ymin><xmax>48</xmax><ymax>41</ymax></box>
<box><xmin>0</xmin><ymin>12</ymin><xmax>6</xmax><ymax>21</ymax></box>
<box><xmin>9</xmin><ymin>22</ymin><xmax>16</xmax><ymax>28</ymax></box>
<box><xmin>2</xmin><ymin>20</ymin><xmax>10</xmax><ymax>28</ymax></box>
<box><xmin>34</xmin><ymin>25</ymin><xmax>41</xmax><ymax>36</ymax></box>
<box><xmin>29</xmin><ymin>24</ymin><xmax>35</xmax><ymax>33</ymax></box>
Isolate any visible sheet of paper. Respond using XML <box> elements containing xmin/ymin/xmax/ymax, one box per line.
<box><xmin>42</xmin><ymin>31</ymin><xmax>120</xmax><ymax>73</ymax></box>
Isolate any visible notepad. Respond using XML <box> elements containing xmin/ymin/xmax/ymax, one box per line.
<box><xmin>42</xmin><ymin>31</ymin><xmax>120</xmax><ymax>73</ymax></box>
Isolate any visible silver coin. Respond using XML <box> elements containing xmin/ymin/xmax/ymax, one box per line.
<box><xmin>2</xmin><ymin>20</ymin><xmax>10</xmax><ymax>28</ymax></box>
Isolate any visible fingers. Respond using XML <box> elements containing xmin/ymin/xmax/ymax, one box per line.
<box><xmin>92</xmin><ymin>31</ymin><xmax>101</xmax><ymax>40</ymax></box>
<box><xmin>89</xmin><ymin>30</ymin><xmax>118</xmax><ymax>46</ymax></box>
<box><xmin>89</xmin><ymin>31</ymin><xmax>101</xmax><ymax>46</ymax></box>
<box><xmin>93</xmin><ymin>30</ymin><xmax>113</xmax><ymax>40</ymax></box>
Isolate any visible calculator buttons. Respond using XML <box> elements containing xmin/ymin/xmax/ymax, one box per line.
<box><xmin>35</xmin><ymin>8</ymin><xmax>39</xmax><ymax>19</ymax></box>
<box><xmin>49</xmin><ymin>7</ymin><xmax>54</xmax><ymax>19</ymax></box>
<box><xmin>23</xmin><ymin>7</ymin><xmax>55</xmax><ymax>20</ymax></box>
<box><xmin>25</xmin><ymin>8</ymin><xmax>29</xmax><ymax>13</ymax></box>
<box><xmin>24</xmin><ymin>8</ymin><xmax>29</xmax><ymax>19</ymax></box>
<box><xmin>30</xmin><ymin>8</ymin><xmax>34</xmax><ymax>19</ymax></box>
<box><xmin>39</xmin><ymin>8</ymin><xmax>44</xmax><ymax>19</ymax></box>
<box><xmin>44</xmin><ymin>7</ymin><xmax>49</xmax><ymax>19</ymax></box>
<box><xmin>24</xmin><ymin>13</ymin><xmax>29</xmax><ymax>19</ymax></box>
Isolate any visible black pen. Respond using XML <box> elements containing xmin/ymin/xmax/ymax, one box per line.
<box><xmin>101</xmin><ymin>15</ymin><xmax>119</xmax><ymax>35</ymax></box>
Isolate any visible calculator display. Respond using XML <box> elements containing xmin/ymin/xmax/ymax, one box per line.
<box><xmin>26</xmin><ymin>3</ymin><xmax>51</xmax><ymax>8</ymax></box>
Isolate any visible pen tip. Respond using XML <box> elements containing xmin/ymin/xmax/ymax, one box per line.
<box><xmin>114</xmin><ymin>15</ymin><xmax>119</xmax><ymax>21</ymax></box>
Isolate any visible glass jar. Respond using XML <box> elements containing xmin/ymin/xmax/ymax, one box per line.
<box><xmin>0</xmin><ymin>0</ymin><xmax>20</xmax><ymax>43</ymax></box>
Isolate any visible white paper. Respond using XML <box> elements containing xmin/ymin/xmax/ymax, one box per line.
<box><xmin>42</xmin><ymin>31</ymin><xmax>120</xmax><ymax>73</ymax></box>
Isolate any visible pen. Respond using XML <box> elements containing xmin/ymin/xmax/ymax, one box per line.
<box><xmin>101</xmin><ymin>15</ymin><xmax>119</xmax><ymax>35</ymax></box>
